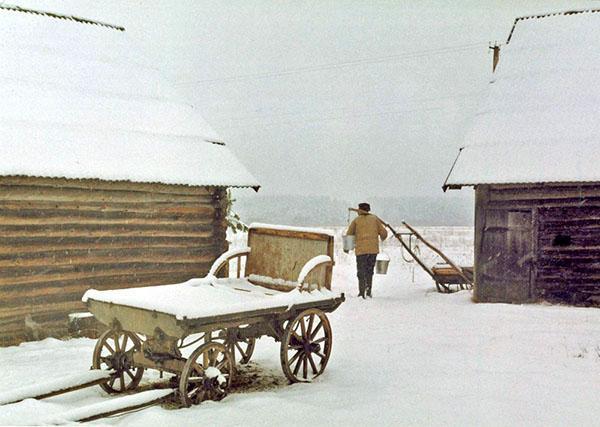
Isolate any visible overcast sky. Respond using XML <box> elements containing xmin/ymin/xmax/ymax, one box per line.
<box><xmin>20</xmin><ymin>0</ymin><xmax>599</xmax><ymax>201</ymax></box>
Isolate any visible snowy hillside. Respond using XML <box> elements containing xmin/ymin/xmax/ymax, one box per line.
<box><xmin>2</xmin><ymin>227</ymin><xmax>600</xmax><ymax>426</ymax></box>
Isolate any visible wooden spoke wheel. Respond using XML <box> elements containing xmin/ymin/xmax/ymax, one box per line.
<box><xmin>280</xmin><ymin>309</ymin><xmax>332</xmax><ymax>383</ymax></box>
<box><xmin>179</xmin><ymin>342</ymin><xmax>234</xmax><ymax>407</ymax></box>
<box><xmin>216</xmin><ymin>329</ymin><xmax>256</xmax><ymax>365</ymax></box>
<box><xmin>92</xmin><ymin>329</ymin><xmax>144</xmax><ymax>394</ymax></box>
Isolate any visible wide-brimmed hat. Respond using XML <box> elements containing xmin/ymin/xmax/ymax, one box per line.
<box><xmin>358</xmin><ymin>202</ymin><xmax>370</xmax><ymax>212</ymax></box>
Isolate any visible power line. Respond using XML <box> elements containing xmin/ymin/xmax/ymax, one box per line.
<box><xmin>175</xmin><ymin>42</ymin><xmax>487</xmax><ymax>86</ymax></box>
<box><xmin>180</xmin><ymin>43</ymin><xmax>483</xmax><ymax>85</ymax></box>
<box><xmin>218</xmin><ymin>101</ymin><xmax>477</xmax><ymax>132</ymax></box>
<box><xmin>209</xmin><ymin>89</ymin><xmax>485</xmax><ymax>129</ymax></box>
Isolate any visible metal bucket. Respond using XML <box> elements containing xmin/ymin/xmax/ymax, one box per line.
<box><xmin>375</xmin><ymin>253</ymin><xmax>390</xmax><ymax>274</ymax></box>
<box><xmin>342</xmin><ymin>234</ymin><xmax>355</xmax><ymax>251</ymax></box>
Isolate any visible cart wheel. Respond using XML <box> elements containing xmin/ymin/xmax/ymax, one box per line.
<box><xmin>280</xmin><ymin>309</ymin><xmax>332</xmax><ymax>383</ymax></box>
<box><xmin>92</xmin><ymin>329</ymin><xmax>144</xmax><ymax>394</ymax></box>
<box><xmin>217</xmin><ymin>329</ymin><xmax>256</xmax><ymax>365</ymax></box>
<box><xmin>179</xmin><ymin>342</ymin><xmax>233</xmax><ymax>407</ymax></box>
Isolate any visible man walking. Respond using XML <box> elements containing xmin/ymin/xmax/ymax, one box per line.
<box><xmin>345</xmin><ymin>203</ymin><xmax>387</xmax><ymax>298</ymax></box>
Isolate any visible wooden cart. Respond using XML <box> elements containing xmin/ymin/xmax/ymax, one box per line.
<box><xmin>84</xmin><ymin>224</ymin><xmax>344</xmax><ymax>407</ymax></box>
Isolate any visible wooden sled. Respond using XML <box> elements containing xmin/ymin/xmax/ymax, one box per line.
<box><xmin>394</xmin><ymin>221</ymin><xmax>473</xmax><ymax>293</ymax></box>
<box><xmin>431</xmin><ymin>264</ymin><xmax>474</xmax><ymax>293</ymax></box>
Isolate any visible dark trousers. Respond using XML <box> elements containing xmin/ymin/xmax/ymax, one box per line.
<box><xmin>356</xmin><ymin>254</ymin><xmax>377</xmax><ymax>296</ymax></box>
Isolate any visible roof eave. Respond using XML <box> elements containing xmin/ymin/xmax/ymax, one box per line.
<box><xmin>0</xmin><ymin>3</ymin><xmax>125</xmax><ymax>31</ymax></box>
<box><xmin>442</xmin><ymin>183</ymin><xmax>466</xmax><ymax>192</ymax></box>
<box><xmin>0</xmin><ymin>173</ymin><xmax>261</xmax><ymax>190</ymax></box>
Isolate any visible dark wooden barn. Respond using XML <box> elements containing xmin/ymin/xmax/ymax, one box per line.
<box><xmin>443</xmin><ymin>9</ymin><xmax>600</xmax><ymax>306</ymax></box>
<box><xmin>0</xmin><ymin>5</ymin><xmax>259</xmax><ymax>345</ymax></box>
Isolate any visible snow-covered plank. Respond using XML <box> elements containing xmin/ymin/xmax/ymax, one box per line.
<box><xmin>45</xmin><ymin>389</ymin><xmax>174</xmax><ymax>424</ymax></box>
<box><xmin>248</xmin><ymin>274</ymin><xmax>299</xmax><ymax>291</ymax></box>
<box><xmin>0</xmin><ymin>370</ymin><xmax>111</xmax><ymax>405</ymax></box>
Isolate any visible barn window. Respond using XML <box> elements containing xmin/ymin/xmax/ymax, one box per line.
<box><xmin>552</xmin><ymin>234</ymin><xmax>572</xmax><ymax>247</ymax></box>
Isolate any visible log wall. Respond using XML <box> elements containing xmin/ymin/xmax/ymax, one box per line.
<box><xmin>474</xmin><ymin>182</ymin><xmax>600</xmax><ymax>305</ymax></box>
<box><xmin>0</xmin><ymin>176</ymin><xmax>228</xmax><ymax>346</ymax></box>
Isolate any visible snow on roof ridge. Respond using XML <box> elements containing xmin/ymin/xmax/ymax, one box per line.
<box><xmin>2</xmin><ymin>174</ymin><xmax>258</xmax><ymax>190</ymax></box>
<box><xmin>506</xmin><ymin>8</ymin><xmax>600</xmax><ymax>44</ymax></box>
<box><xmin>0</xmin><ymin>3</ymin><xmax>125</xmax><ymax>32</ymax></box>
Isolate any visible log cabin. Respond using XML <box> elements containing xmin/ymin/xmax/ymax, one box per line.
<box><xmin>443</xmin><ymin>9</ymin><xmax>600</xmax><ymax>305</ymax></box>
<box><xmin>0</xmin><ymin>5</ymin><xmax>259</xmax><ymax>344</ymax></box>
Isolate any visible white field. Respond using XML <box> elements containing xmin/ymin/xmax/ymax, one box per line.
<box><xmin>2</xmin><ymin>227</ymin><xmax>600</xmax><ymax>426</ymax></box>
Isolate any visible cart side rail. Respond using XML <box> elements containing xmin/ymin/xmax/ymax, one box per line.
<box><xmin>297</xmin><ymin>255</ymin><xmax>332</xmax><ymax>291</ymax></box>
<box><xmin>209</xmin><ymin>247</ymin><xmax>251</xmax><ymax>278</ymax></box>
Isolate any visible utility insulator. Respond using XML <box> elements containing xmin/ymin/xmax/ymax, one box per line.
<box><xmin>489</xmin><ymin>43</ymin><xmax>500</xmax><ymax>72</ymax></box>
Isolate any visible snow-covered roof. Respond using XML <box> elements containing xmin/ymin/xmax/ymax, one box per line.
<box><xmin>0</xmin><ymin>4</ymin><xmax>259</xmax><ymax>189</ymax></box>
<box><xmin>444</xmin><ymin>9</ymin><xmax>600</xmax><ymax>190</ymax></box>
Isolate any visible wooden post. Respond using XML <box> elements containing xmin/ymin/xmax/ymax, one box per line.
<box><xmin>473</xmin><ymin>185</ymin><xmax>489</xmax><ymax>301</ymax></box>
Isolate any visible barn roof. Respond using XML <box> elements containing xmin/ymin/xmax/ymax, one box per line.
<box><xmin>0</xmin><ymin>4</ymin><xmax>259</xmax><ymax>189</ymax></box>
<box><xmin>443</xmin><ymin>9</ymin><xmax>600</xmax><ymax>190</ymax></box>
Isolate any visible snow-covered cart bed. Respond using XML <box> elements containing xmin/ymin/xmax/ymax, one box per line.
<box><xmin>83</xmin><ymin>224</ymin><xmax>345</xmax><ymax>407</ymax></box>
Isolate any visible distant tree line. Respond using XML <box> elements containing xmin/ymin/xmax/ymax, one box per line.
<box><xmin>233</xmin><ymin>193</ymin><xmax>474</xmax><ymax>227</ymax></box>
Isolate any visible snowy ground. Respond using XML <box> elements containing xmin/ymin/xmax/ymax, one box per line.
<box><xmin>2</xmin><ymin>227</ymin><xmax>600</xmax><ymax>426</ymax></box>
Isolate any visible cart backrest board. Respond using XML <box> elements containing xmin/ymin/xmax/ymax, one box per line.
<box><xmin>246</xmin><ymin>226</ymin><xmax>334</xmax><ymax>290</ymax></box>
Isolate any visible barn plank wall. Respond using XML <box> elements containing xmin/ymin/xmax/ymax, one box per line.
<box><xmin>474</xmin><ymin>182</ymin><xmax>600</xmax><ymax>305</ymax></box>
<box><xmin>0</xmin><ymin>176</ymin><xmax>228</xmax><ymax>346</ymax></box>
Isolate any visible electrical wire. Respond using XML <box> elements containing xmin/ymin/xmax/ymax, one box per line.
<box><xmin>175</xmin><ymin>42</ymin><xmax>487</xmax><ymax>86</ymax></box>
<box><xmin>226</xmin><ymin>106</ymin><xmax>444</xmax><ymax>130</ymax></box>
<box><xmin>217</xmin><ymin>96</ymin><xmax>482</xmax><ymax>131</ymax></box>
<box><xmin>208</xmin><ymin>89</ymin><xmax>485</xmax><ymax>124</ymax></box>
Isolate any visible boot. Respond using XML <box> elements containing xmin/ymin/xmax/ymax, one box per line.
<box><xmin>358</xmin><ymin>280</ymin><xmax>365</xmax><ymax>298</ymax></box>
<box><xmin>366</xmin><ymin>285</ymin><xmax>372</xmax><ymax>298</ymax></box>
